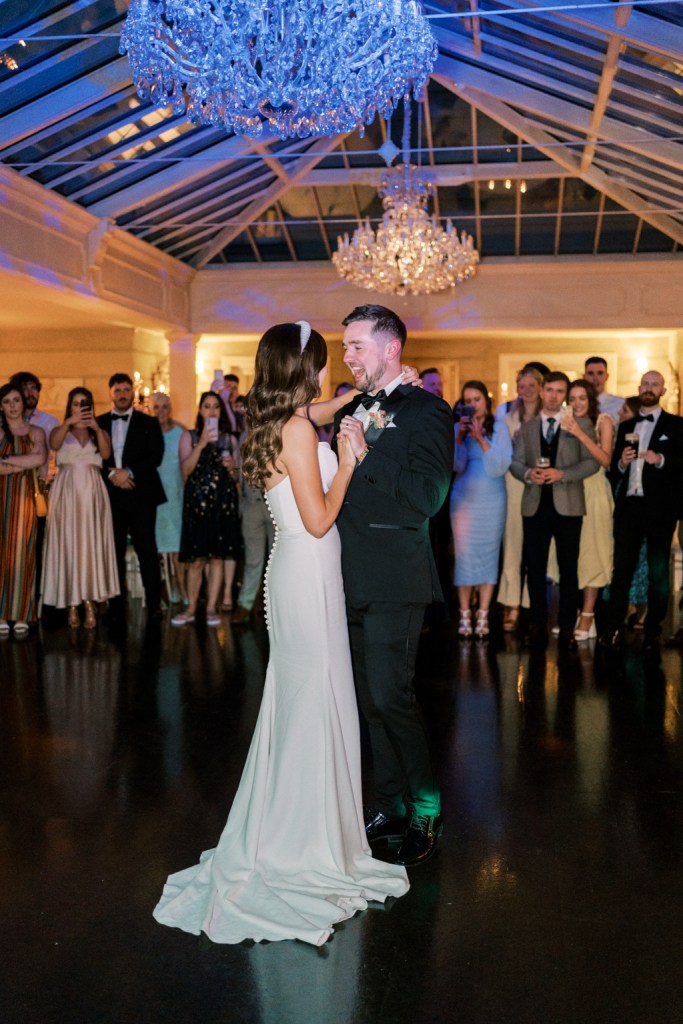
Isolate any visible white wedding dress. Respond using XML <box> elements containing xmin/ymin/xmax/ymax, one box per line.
<box><xmin>153</xmin><ymin>443</ymin><xmax>409</xmax><ymax>946</ymax></box>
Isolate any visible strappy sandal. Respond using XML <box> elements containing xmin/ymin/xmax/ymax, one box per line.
<box><xmin>475</xmin><ymin>609</ymin><xmax>490</xmax><ymax>639</ymax></box>
<box><xmin>83</xmin><ymin>601</ymin><xmax>97</xmax><ymax>630</ymax></box>
<box><xmin>458</xmin><ymin>609</ymin><xmax>473</xmax><ymax>638</ymax></box>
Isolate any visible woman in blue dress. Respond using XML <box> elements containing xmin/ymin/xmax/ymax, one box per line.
<box><xmin>151</xmin><ymin>393</ymin><xmax>187</xmax><ymax>606</ymax></box>
<box><xmin>450</xmin><ymin>380</ymin><xmax>512</xmax><ymax>639</ymax></box>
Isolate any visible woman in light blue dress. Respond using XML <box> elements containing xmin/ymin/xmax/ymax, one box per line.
<box><xmin>151</xmin><ymin>393</ymin><xmax>186</xmax><ymax>605</ymax></box>
<box><xmin>450</xmin><ymin>380</ymin><xmax>512</xmax><ymax>639</ymax></box>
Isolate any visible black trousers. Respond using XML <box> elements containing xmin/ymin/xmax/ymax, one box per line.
<box><xmin>109</xmin><ymin>495</ymin><xmax>161</xmax><ymax>615</ymax></box>
<box><xmin>523</xmin><ymin>496</ymin><xmax>582</xmax><ymax>628</ymax></box>
<box><xmin>606</xmin><ymin>498</ymin><xmax>676</xmax><ymax>636</ymax></box>
<box><xmin>346</xmin><ymin>600</ymin><xmax>440</xmax><ymax>820</ymax></box>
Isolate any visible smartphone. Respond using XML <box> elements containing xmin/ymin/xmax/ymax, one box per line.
<box><xmin>460</xmin><ymin>405</ymin><xmax>475</xmax><ymax>419</ymax></box>
<box><xmin>206</xmin><ymin>416</ymin><xmax>219</xmax><ymax>437</ymax></box>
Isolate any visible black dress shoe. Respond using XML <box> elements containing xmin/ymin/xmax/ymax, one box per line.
<box><xmin>364</xmin><ymin>808</ymin><xmax>410</xmax><ymax>845</ymax></box>
<box><xmin>523</xmin><ymin>625</ymin><xmax>548</xmax><ymax>649</ymax></box>
<box><xmin>396</xmin><ymin>813</ymin><xmax>443</xmax><ymax>867</ymax></box>
<box><xmin>557</xmin><ymin>626</ymin><xmax>578</xmax><ymax>651</ymax></box>
<box><xmin>598</xmin><ymin>627</ymin><xmax>623</xmax><ymax>650</ymax></box>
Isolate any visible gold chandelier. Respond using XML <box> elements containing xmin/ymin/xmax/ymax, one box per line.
<box><xmin>332</xmin><ymin>102</ymin><xmax>479</xmax><ymax>296</ymax></box>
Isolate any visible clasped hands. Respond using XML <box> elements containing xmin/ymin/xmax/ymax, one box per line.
<box><xmin>337</xmin><ymin>416</ymin><xmax>367</xmax><ymax>467</ymax></box>
<box><xmin>110</xmin><ymin>467</ymin><xmax>135</xmax><ymax>489</ymax></box>
<box><xmin>528</xmin><ymin>467</ymin><xmax>565</xmax><ymax>484</ymax></box>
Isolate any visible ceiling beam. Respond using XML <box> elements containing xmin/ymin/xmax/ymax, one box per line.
<box><xmin>489</xmin><ymin>0</ymin><xmax>683</xmax><ymax>63</ymax></box>
<box><xmin>191</xmin><ymin>134</ymin><xmax>347</xmax><ymax>268</ymax></box>
<box><xmin>435</xmin><ymin>53</ymin><xmax>683</xmax><ymax>175</ymax></box>
<box><xmin>87</xmin><ymin>132</ymin><xmax>286</xmax><ymax>218</ymax></box>
<box><xmin>0</xmin><ymin>58</ymin><xmax>131</xmax><ymax>149</ymax></box>
<box><xmin>300</xmin><ymin>161</ymin><xmax>568</xmax><ymax>188</ymax></box>
<box><xmin>436</xmin><ymin>79</ymin><xmax>683</xmax><ymax>246</ymax></box>
<box><xmin>580</xmin><ymin>32</ymin><xmax>624</xmax><ymax>172</ymax></box>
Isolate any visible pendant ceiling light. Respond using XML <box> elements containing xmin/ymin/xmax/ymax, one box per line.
<box><xmin>333</xmin><ymin>99</ymin><xmax>480</xmax><ymax>295</ymax></box>
<box><xmin>120</xmin><ymin>0</ymin><xmax>436</xmax><ymax>141</ymax></box>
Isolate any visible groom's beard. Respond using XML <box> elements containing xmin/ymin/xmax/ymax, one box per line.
<box><xmin>357</xmin><ymin>357</ymin><xmax>389</xmax><ymax>394</ymax></box>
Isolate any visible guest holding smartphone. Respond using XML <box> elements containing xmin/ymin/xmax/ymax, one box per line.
<box><xmin>41</xmin><ymin>388</ymin><xmax>119</xmax><ymax>628</ymax></box>
<box><xmin>450</xmin><ymin>381</ymin><xmax>512</xmax><ymax>638</ymax></box>
<box><xmin>172</xmin><ymin>392</ymin><xmax>243</xmax><ymax>627</ymax></box>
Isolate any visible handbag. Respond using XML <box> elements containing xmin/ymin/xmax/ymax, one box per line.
<box><xmin>31</xmin><ymin>469</ymin><xmax>48</xmax><ymax>518</ymax></box>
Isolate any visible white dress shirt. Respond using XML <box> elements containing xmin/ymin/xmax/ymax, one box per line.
<box><xmin>625</xmin><ymin>405</ymin><xmax>662</xmax><ymax>497</ymax></box>
<box><xmin>110</xmin><ymin>408</ymin><xmax>133</xmax><ymax>470</ymax></box>
<box><xmin>352</xmin><ymin>373</ymin><xmax>405</xmax><ymax>428</ymax></box>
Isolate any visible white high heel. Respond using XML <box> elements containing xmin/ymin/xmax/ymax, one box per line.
<box><xmin>574</xmin><ymin>612</ymin><xmax>597</xmax><ymax>641</ymax></box>
<box><xmin>475</xmin><ymin>609</ymin><xmax>490</xmax><ymax>639</ymax></box>
<box><xmin>458</xmin><ymin>609</ymin><xmax>473</xmax><ymax>638</ymax></box>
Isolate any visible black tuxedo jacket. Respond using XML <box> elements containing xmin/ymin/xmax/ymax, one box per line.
<box><xmin>97</xmin><ymin>409</ymin><xmax>166</xmax><ymax>507</ymax></box>
<box><xmin>610</xmin><ymin>409</ymin><xmax>683</xmax><ymax>520</ymax></box>
<box><xmin>333</xmin><ymin>385</ymin><xmax>454</xmax><ymax>606</ymax></box>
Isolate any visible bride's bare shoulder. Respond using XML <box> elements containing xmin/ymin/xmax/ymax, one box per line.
<box><xmin>281</xmin><ymin>412</ymin><xmax>317</xmax><ymax>445</ymax></box>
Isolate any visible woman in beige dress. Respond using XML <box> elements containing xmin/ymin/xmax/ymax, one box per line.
<box><xmin>41</xmin><ymin>387</ymin><xmax>119</xmax><ymax>628</ymax></box>
<box><xmin>497</xmin><ymin>367</ymin><xmax>543</xmax><ymax>631</ymax></box>
<box><xmin>561</xmin><ymin>379</ymin><xmax>614</xmax><ymax>640</ymax></box>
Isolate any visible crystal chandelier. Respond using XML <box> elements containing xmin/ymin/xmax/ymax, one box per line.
<box><xmin>333</xmin><ymin>104</ymin><xmax>479</xmax><ymax>296</ymax></box>
<box><xmin>120</xmin><ymin>0</ymin><xmax>436</xmax><ymax>141</ymax></box>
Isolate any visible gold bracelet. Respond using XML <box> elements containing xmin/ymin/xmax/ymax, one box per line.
<box><xmin>356</xmin><ymin>446</ymin><xmax>370</xmax><ymax>466</ymax></box>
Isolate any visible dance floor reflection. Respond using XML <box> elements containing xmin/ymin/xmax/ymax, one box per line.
<box><xmin>1</xmin><ymin>611</ymin><xmax>682</xmax><ymax>1024</ymax></box>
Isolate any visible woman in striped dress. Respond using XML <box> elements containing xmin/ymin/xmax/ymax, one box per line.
<box><xmin>0</xmin><ymin>383</ymin><xmax>47</xmax><ymax>636</ymax></box>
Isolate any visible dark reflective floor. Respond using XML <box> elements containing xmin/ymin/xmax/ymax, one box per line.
<box><xmin>2</xmin><ymin>605</ymin><xmax>683</xmax><ymax>1024</ymax></box>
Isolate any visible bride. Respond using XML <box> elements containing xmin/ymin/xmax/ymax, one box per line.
<box><xmin>153</xmin><ymin>321</ymin><xmax>409</xmax><ymax>946</ymax></box>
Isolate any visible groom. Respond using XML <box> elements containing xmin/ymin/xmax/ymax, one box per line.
<box><xmin>334</xmin><ymin>305</ymin><xmax>454</xmax><ymax>866</ymax></box>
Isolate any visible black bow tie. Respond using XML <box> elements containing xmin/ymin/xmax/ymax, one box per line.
<box><xmin>111</xmin><ymin>413</ymin><xmax>130</xmax><ymax>421</ymax></box>
<box><xmin>637</xmin><ymin>413</ymin><xmax>654</xmax><ymax>422</ymax></box>
<box><xmin>359</xmin><ymin>389</ymin><xmax>387</xmax><ymax>409</ymax></box>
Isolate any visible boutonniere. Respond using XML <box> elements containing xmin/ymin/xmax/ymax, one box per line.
<box><xmin>366</xmin><ymin>408</ymin><xmax>396</xmax><ymax>432</ymax></box>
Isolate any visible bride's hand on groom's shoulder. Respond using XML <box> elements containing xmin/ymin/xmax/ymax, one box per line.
<box><xmin>401</xmin><ymin>365</ymin><xmax>423</xmax><ymax>387</ymax></box>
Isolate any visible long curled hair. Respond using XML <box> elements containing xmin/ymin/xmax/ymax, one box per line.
<box><xmin>568</xmin><ymin>379</ymin><xmax>599</xmax><ymax>425</ymax></box>
<box><xmin>242</xmin><ymin>323</ymin><xmax>327</xmax><ymax>489</ymax></box>
<box><xmin>64</xmin><ymin>386</ymin><xmax>100</xmax><ymax>451</ymax></box>
<box><xmin>460</xmin><ymin>379</ymin><xmax>495</xmax><ymax>437</ymax></box>
<box><xmin>0</xmin><ymin>383</ymin><xmax>25</xmax><ymax>438</ymax></box>
<box><xmin>195</xmin><ymin>391</ymin><xmax>231</xmax><ymax>436</ymax></box>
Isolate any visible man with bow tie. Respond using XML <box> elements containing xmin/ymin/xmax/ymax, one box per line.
<box><xmin>333</xmin><ymin>305</ymin><xmax>454</xmax><ymax>867</ymax></box>
<box><xmin>98</xmin><ymin>373</ymin><xmax>166</xmax><ymax>622</ymax></box>
<box><xmin>600</xmin><ymin>370</ymin><xmax>683</xmax><ymax>652</ymax></box>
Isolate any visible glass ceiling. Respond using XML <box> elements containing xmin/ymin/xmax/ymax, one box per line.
<box><xmin>0</xmin><ymin>0</ymin><xmax>681</xmax><ymax>267</ymax></box>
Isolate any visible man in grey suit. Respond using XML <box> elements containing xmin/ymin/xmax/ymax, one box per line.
<box><xmin>511</xmin><ymin>372</ymin><xmax>599</xmax><ymax>649</ymax></box>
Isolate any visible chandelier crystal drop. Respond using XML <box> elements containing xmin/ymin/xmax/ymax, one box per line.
<box><xmin>333</xmin><ymin>162</ymin><xmax>480</xmax><ymax>296</ymax></box>
<box><xmin>120</xmin><ymin>0</ymin><xmax>437</xmax><ymax>141</ymax></box>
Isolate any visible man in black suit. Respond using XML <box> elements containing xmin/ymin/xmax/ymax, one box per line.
<box><xmin>333</xmin><ymin>305</ymin><xmax>454</xmax><ymax>867</ymax></box>
<box><xmin>600</xmin><ymin>370</ymin><xmax>683</xmax><ymax>652</ymax></box>
<box><xmin>98</xmin><ymin>373</ymin><xmax>166</xmax><ymax>620</ymax></box>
